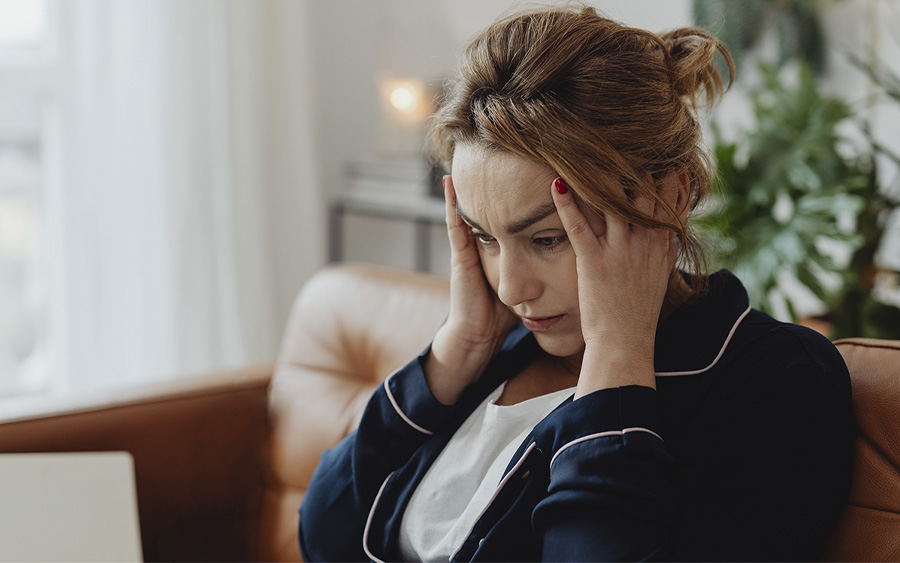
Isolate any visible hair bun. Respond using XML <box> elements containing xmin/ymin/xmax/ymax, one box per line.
<box><xmin>661</xmin><ymin>28</ymin><xmax>734</xmax><ymax>110</ymax></box>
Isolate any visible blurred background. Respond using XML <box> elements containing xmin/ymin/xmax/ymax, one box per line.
<box><xmin>0</xmin><ymin>0</ymin><xmax>897</xmax><ymax>403</ymax></box>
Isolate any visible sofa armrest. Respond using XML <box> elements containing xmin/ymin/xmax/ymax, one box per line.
<box><xmin>0</xmin><ymin>364</ymin><xmax>274</xmax><ymax>562</ymax></box>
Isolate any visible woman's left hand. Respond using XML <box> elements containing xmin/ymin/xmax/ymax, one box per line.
<box><xmin>550</xmin><ymin>177</ymin><xmax>677</xmax><ymax>396</ymax></box>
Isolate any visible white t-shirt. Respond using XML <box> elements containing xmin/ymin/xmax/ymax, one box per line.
<box><xmin>398</xmin><ymin>382</ymin><xmax>575</xmax><ymax>562</ymax></box>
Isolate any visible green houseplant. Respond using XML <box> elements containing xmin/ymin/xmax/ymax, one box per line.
<box><xmin>829</xmin><ymin>50</ymin><xmax>900</xmax><ymax>339</ymax></box>
<box><xmin>700</xmin><ymin>62</ymin><xmax>900</xmax><ymax>338</ymax></box>
<box><xmin>693</xmin><ymin>0</ymin><xmax>900</xmax><ymax>339</ymax></box>
<box><xmin>699</xmin><ymin>63</ymin><xmax>868</xmax><ymax>321</ymax></box>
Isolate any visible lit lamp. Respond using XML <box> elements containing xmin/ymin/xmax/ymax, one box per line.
<box><xmin>346</xmin><ymin>77</ymin><xmax>440</xmax><ymax>199</ymax></box>
<box><xmin>378</xmin><ymin>78</ymin><xmax>431</xmax><ymax>157</ymax></box>
<box><xmin>389</xmin><ymin>83</ymin><xmax>420</xmax><ymax>114</ymax></box>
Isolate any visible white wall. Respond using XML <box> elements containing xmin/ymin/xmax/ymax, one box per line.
<box><xmin>262</xmin><ymin>0</ymin><xmax>326</xmax><ymax>336</ymax></box>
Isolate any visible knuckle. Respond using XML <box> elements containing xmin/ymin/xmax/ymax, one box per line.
<box><xmin>566</xmin><ymin>215</ymin><xmax>592</xmax><ymax>237</ymax></box>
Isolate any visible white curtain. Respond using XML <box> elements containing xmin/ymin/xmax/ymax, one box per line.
<box><xmin>46</xmin><ymin>0</ymin><xmax>319</xmax><ymax>392</ymax></box>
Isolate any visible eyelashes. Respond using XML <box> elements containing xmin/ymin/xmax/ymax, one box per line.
<box><xmin>467</xmin><ymin>232</ymin><xmax>569</xmax><ymax>252</ymax></box>
<box><xmin>471</xmin><ymin>233</ymin><xmax>495</xmax><ymax>246</ymax></box>
<box><xmin>534</xmin><ymin>235</ymin><xmax>568</xmax><ymax>249</ymax></box>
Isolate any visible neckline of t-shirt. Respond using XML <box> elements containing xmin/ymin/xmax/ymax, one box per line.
<box><xmin>485</xmin><ymin>382</ymin><xmax>576</xmax><ymax>421</ymax></box>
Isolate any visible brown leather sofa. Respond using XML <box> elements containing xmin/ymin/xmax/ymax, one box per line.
<box><xmin>0</xmin><ymin>263</ymin><xmax>897</xmax><ymax>561</ymax></box>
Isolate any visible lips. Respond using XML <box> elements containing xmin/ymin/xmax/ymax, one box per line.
<box><xmin>520</xmin><ymin>315</ymin><xmax>564</xmax><ymax>332</ymax></box>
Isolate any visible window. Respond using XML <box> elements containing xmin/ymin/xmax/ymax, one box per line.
<box><xmin>0</xmin><ymin>0</ymin><xmax>55</xmax><ymax>395</ymax></box>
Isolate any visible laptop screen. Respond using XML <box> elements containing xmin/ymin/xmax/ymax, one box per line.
<box><xmin>0</xmin><ymin>451</ymin><xmax>143</xmax><ymax>562</ymax></box>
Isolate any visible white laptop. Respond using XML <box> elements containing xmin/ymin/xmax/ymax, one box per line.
<box><xmin>0</xmin><ymin>451</ymin><xmax>143</xmax><ymax>562</ymax></box>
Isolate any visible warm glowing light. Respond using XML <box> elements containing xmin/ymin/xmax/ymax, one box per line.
<box><xmin>389</xmin><ymin>84</ymin><xmax>418</xmax><ymax>112</ymax></box>
<box><xmin>379</xmin><ymin>78</ymin><xmax>430</xmax><ymax>153</ymax></box>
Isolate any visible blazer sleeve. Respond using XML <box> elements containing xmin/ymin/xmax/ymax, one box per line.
<box><xmin>666</xmin><ymin>329</ymin><xmax>856</xmax><ymax>560</ymax></box>
<box><xmin>531</xmin><ymin>385</ymin><xmax>678</xmax><ymax>561</ymax></box>
<box><xmin>530</xmin><ymin>327</ymin><xmax>855</xmax><ymax>562</ymax></box>
<box><xmin>298</xmin><ymin>346</ymin><xmax>459</xmax><ymax>562</ymax></box>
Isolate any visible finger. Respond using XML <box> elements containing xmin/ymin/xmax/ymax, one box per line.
<box><xmin>603</xmin><ymin>207</ymin><xmax>632</xmax><ymax>245</ymax></box>
<box><xmin>583</xmin><ymin>204</ymin><xmax>607</xmax><ymax>239</ymax></box>
<box><xmin>656</xmin><ymin>171</ymin><xmax>687</xmax><ymax>221</ymax></box>
<box><xmin>638</xmin><ymin>196</ymin><xmax>675</xmax><ymax>259</ymax></box>
<box><xmin>644</xmin><ymin>214</ymin><xmax>676</xmax><ymax>270</ymax></box>
<box><xmin>637</xmin><ymin>184</ymin><xmax>679</xmax><ymax>248</ymax></box>
<box><xmin>633</xmin><ymin>189</ymin><xmax>656</xmax><ymax>225</ymax></box>
<box><xmin>443</xmin><ymin>176</ymin><xmax>470</xmax><ymax>252</ymax></box>
<box><xmin>550</xmin><ymin>177</ymin><xmax>601</xmax><ymax>257</ymax></box>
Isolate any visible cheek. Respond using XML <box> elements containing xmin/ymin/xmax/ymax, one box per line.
<box><xmin>533</xmin><ymin>249</ymin><xmax>578</xmax><ymax>302</ymax></box>
<box><xmin>558</xmin><ymin>253</ymin><xmax>580</xmax><ymax>303</ymax></box>
<box><xmin>477</xmin><ymin>247</ymin><xmax>501</xmax><ymax>294</ymax></box>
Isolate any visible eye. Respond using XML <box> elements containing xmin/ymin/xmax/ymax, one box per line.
<box><xmin>470</xmin><ymin>232</ymin><xmax>496</xmax><ymax>246</ymax></box>
<box><xmin>534</xmin><ymin>235</ymin><xmax>568</xmax><ymax>249</ymax></box>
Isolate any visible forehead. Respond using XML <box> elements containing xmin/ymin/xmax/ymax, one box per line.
<box><xmin>450</xmin><ymin>144</ymin><xmax>557</xmax><ymax>227</ymax></box>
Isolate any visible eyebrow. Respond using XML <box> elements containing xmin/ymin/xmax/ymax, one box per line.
<box><xmin>456</xmin><ymin>200</ymin><xmax>559</xmax><ymax>235</ymax></box>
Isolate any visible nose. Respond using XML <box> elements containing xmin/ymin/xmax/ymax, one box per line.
<box><xmin>496</xmin><ymin>251</ymin><xmax>543</xmax><ymax>308</ymax></box>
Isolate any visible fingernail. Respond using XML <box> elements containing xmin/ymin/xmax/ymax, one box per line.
<box><xmin>554</xmin><ymin>178</ymin><xmax>567</xmax><ymax>194</ymax></box>
<box><xmin>443</xmin><ymin>175</ymin><xmax>450</xmax><ymax>189</ymax></box>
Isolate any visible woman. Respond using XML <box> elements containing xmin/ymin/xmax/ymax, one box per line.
<box><xmin>299</xmin><ymin>6</ymin><xmax>855</xmax><ymax>561</ymax></box>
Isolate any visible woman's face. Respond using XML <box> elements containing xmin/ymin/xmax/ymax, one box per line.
<box><xmin>451</xmin><ymin>144</ymin><xmax>602</xmax><ymax>360</ymax></box>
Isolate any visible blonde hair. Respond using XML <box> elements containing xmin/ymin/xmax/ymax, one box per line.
<box><xmin>427</xmin><ymin>5</ymin><xmax>734</xmax><ymax>290</ymax></box>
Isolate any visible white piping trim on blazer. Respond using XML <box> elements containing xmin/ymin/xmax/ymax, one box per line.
<box><xmin>363</xmin><ymin>471</ymin><xmax>394</xmax><ymax>563</ymax></box>
<box><xmin>450</xmin><ymin>441</ymin><xmax>538</xmax><ymax>561</ymax></box>
<box><xmin>367</xmin><ymin>305</ymin><xmax>751</xmax><ymax>558</ymax></box>
<box><xmin>655</xmin><ymin>305</ymin><xmax>752</xmax><ymax>377</ymax></box>
<box><xmin>549</xmin><ymin>427</ymin><xmax>664</xmax><ymax>469</ymax></box>
<box><xmin>384</xmin><ymin>372</ymin><xmax>434</xmax><ymax>435</ymax></box>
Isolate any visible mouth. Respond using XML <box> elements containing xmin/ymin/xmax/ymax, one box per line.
<box><xmin>520</xmin><ymin>315</ymin><xmax>564</xmax><ymax>332</ymax></box>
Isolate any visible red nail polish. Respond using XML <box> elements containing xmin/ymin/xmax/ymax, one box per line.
<box><xmin>554</xmin><ymin>178</ymin><xmax>567</xmax><ymax>194</ymax></box>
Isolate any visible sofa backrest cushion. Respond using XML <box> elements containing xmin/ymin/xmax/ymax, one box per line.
<box><xmin>815</xmin><ymin>338</ymin><xmax>900</xmax><ymax>561</ymax></box>
<box><xmin>262</xmin><ymin>264</ymin><xmax>450</xmax><ymax>561</ymax></box>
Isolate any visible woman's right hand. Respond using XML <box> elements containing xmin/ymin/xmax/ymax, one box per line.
<box><xmin>424</xmin><ymin>175</ymin><xmax>519</xmax><ymax>405</ymax></box>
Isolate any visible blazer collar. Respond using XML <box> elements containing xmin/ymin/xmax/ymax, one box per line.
<box><xmin>653</xmin><ymin>269</ymin><xmax>751</xmax><ymax>376</ymax></box>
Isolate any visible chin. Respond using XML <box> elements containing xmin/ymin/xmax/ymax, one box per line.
<box><xmin>533</xmin><ymin>332</ymin><xmax>585</xmax><ymax>360</ymax></box>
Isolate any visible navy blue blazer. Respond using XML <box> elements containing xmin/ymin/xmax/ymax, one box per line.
<box><xmin>299</xmin><ymin>270</ymin><xmax>856</xmax><ymax>561</ymax></box>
